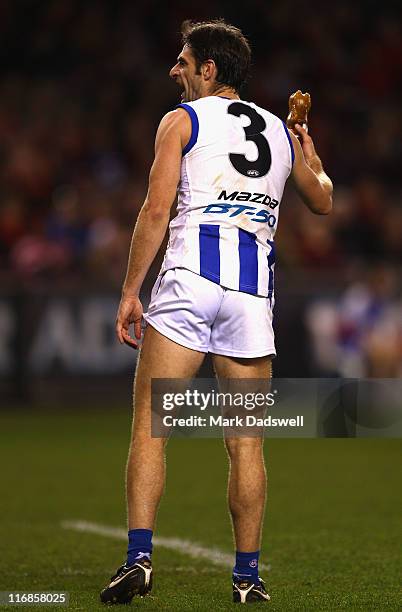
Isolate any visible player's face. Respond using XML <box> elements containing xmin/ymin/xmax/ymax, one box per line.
<box><xmin>169</xmin><ymin>45</ymin><xmax>202</xmax><ymax>102</ymax></box>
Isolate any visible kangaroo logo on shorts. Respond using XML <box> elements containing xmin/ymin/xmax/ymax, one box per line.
<box><xmin>249</xmin><ymin>559</ymin><xmax>257</xmax><ymax>568</ymax></box>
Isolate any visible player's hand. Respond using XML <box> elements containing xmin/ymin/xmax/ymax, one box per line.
<box><xmin>115</xmin><ymin>294</ymin><xmax>143</xmax><ymax>349</ymax></box>
<box><xmin>293</xmin><ymin>123</ymin><xmax>317</xmax><ymax>163</ymax></box>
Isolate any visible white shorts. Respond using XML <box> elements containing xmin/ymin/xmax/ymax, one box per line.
<box><xmin>143</xmin><ymin>268</ymin><xmax>276</xmax><ymax>358</ymax></box>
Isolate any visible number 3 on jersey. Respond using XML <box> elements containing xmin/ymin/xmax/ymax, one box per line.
<box><xmin>228</xmin><ymin>102</ymin><xmax>272</xmax><ymax>178</ymax></box>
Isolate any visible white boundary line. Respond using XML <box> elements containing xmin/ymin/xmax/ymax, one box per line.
<box><xmin>61</xmin><ymin>520</ymin><xmax>270</xmax><ymax>571</ymax></box>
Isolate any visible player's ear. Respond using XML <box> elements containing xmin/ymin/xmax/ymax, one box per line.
<box><xmin>202</xmin><ymin>59</ymin><xmax>216</xmax><ymax>82</ymax></box>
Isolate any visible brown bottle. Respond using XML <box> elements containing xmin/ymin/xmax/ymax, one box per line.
<box><xmin>286</xmin><ymin>90</ymin><xmax>311</xmax><ymax>130</ymax></box>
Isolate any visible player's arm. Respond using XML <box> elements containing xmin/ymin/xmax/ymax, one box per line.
<box><xmin>289</xmin><ymin>124</ymin><xmax>333</xmax><ymax>215</ymax></box>
<box><xmin>116</xmin><ymin>109</ymin><xmax>191</xmax><ymax>347</ymax></box>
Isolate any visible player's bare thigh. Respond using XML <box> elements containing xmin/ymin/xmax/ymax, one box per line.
<box><xmin>212</xmin><ymin>354</ymin><xmax>272</xmax><ymax>379</ymax></box>
<box><xmin>139</xmin><ymin>324</ymin><xmax>205</xmax><ymax>378</ymax></box>
<box><xmin>132</xmin><ymin>324</ymin><xmax>205</xmax><ymax>433</ymax></box>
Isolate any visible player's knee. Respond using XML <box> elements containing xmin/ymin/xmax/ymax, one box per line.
<box><xmin>225</xmin><ymin>437</ymin><xmax>263</xmax><ymax>460</ymax></box>
<box><xmin>130</xmin><ymin>429</ymin><xmax>168</xmax><ymax>449</ymax></box>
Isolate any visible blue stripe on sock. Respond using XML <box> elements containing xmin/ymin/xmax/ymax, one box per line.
<box><xmin>127</xmin><ymin>528</ymin><xmax>153</xmax><ymax>566</ymax></box>
<box><xmin>234</xmin><ymin>550</ymin><xmax>260</xmax><ymax>579</ymax></box>
<box><xmin>239</xmin><ymin>229</ymin><xmax>258</xmax><ymax>294</ymax></box>
<box><xmin>199</xmin><ymin>224</ymin><xmax>220</xmax><ymax>283</ymax></box>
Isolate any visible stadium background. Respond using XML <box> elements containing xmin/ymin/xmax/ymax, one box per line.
<box><xmin>0</xmin><ymin>2</ymin><xmax>401</xmax><ymax>610</ymax></box>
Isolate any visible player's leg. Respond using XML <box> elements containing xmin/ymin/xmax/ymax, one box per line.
<box><xmin>209</xmin><ymin>287</ymin><xmax>274</xmax><ymax>603</ymax></box>
<box><xmin>100</xmin><ymin>325</ymin><xmax>205</xmax><ymax>605</ymax></box>
<box><xmin>212</xmin><ymin>354</ymin><xmax>271</xmax><ymax>555</ymax></box>
<box><xmin>213</xmin><ymin>354</ymin><xmax>271</xmax><ymax>603</ymax></box>
<box><xmin>126</xmin><ymin>324</ymin><xmax>205</xmax><ymax>531</ymax></box>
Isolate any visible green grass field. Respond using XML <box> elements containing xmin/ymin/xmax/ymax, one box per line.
<box><xmin>0</xmin><ymin>407</ymin><xmax>401</xmax><ymax>611</ymax></box>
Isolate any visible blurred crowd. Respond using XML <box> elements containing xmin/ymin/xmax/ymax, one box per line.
<box><xmin>0</xmin><ymin>0</ymin><xmax>401</xmax><ymax>289</ymax></box>
<box><xmin>0</xmin><ymin>0</ymin><xmax>400</xmax><ymax>383</ymax></box>
<box><xmin>306</xmin><ymin>265</ymin><xmax>402</xmax><ymax>377</ymax></box>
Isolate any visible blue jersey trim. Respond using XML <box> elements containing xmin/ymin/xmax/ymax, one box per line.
<box><xmin>281</xmin><ymin>120</ymin><xmax>295</xmax><ymax>166</ymax></box>
<box><xmin>266</xmin><ymin>239</ymin><xmax>275</xmax><ymax>300</ymax></box>
<box><xmin>199</xmin><ymin>224</ymin><xmax>220</xmax><ymax>283</ymax></box>
<box><xmin>238</xmin><ymin>229</ymin><xmax>258</xmax><ymax>294</ymax></box>
<box><xmin>176</xmin><ymin>103</ymin><xmax>199</xmax><ymax>156</ymax></box>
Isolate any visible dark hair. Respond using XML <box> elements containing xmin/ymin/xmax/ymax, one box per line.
<box><xmin>181</xmin><ymin>19</ymin><xmax>251</xmax><ymax>92</ymax></box>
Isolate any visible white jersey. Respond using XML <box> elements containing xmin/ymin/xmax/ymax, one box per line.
<box><xmin>160</xmin><ymin>96</ymin><xmax>294</xmax><ymax>298</ymax></box>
